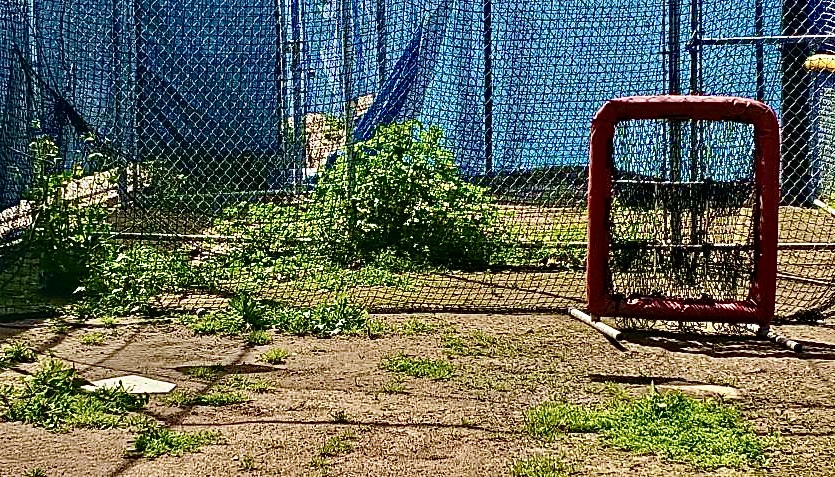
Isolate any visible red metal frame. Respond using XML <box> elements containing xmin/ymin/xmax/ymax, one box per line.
<box><xmin>587</xmin><ymin>95</ymin><xmax>780</xmax><ymax>326</ymax></box>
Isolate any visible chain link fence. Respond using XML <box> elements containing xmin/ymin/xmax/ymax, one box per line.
<box><xmin>1</xmin><ymin>0</ymin><xmax>835</xmax><ymax>320</ymax></box>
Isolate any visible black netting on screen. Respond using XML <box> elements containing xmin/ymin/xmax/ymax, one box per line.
<box><xmin>609</xmin><ymin>120</ymin><xmax>757</xmax><ymax>303</ymax></box>
<box><xmin>1</xmin><ymin>0</ymin><xmax>835</xmax><ymax>320</ymax></box>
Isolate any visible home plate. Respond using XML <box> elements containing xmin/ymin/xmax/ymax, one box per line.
<box><xmin>81</xmin><ymin>375</ymin><xmax>176</xmax><ymax>394</ymax></box>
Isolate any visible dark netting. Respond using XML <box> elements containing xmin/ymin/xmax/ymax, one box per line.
<box><xmin>1</xmin><ymin>0</ymin><xmax>835</xmax><ymax>320</ymax></box>
<box><xmin>608</xmin><ymin>120</ymin><xmax>757</xmax><ymax>303</ymax></box>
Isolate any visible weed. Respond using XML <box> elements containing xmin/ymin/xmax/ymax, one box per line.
<box><xmin>79</xmin><ymin>332</ymin><xmax>106</xmax><ymax>346</ymax></box>
<box><xmin>245</xmin><ymin>329</ymin><xmax>272</xmax><ymax>346</ymax></box>
<box><xmin>47</xmin><ymin>319</ymin><xmax>69</xmax><ymax>335</ymax></box>
<box><xmin>378</xmin><ymin>378</ymin><xmax>406</xmax><ymax>395</ymax></box>
<box><xmin>524</xmin><ymin>391</ymin><xmax>772</xmax><ymax>469</ymax></box>
<box><xmin>330</xmin><ymin>409</ymin><xmax>350</xmax><ymax>423</ymax></box>
<box><xmin>260</xmin><ymin>348</ymin><xmax>289</xmax><ymax>365</ymax></box>
<box><xmin>442</xmin><ymin>330</ymin><xmax>503</xmax><ymax>357</ymax></box>
<box><xmin>270</xmin><ymin>296</ymin><xmax>369</xmax><ymax>337</ymax></box>
<box><xmin>229</xmin><ymin>293</ymin><xmax>270</xmax><ymax>330</ymax></box>
<box><xmin>0</xmin><ymin>359</ymin><xmax>148</xmax><ymax>431</ymax></box>
<box><xmin>164</xmin><ymin>390</ymin><xmax>246</xmax><ymax>407</ymax></box>
<box><xmin>180</xmin><ymin>311</ymin><xmax>247</xmax><ymax>336</ymax></box>
<box><xmin>99</xmin><ymin>317</ymin><xmax>118</xmax><ymax>328</ymax></box>
<box><xmin>132</xmin><ymin>423</ymin><xmax>220</xmax><ymax>458</ymax></box>
<box><xmin>510</xmin><ymin>455</ymin><xmax>570</xmax><ymax>477</ymax></box>
<box><xmin>183</xmin><ymin>365</ymin><xmax>226</xmax><ymax>381</ymax></box>
<box><xmin>399</xmin><ymin>318</ymin><xmax>437</xmax><ymax>335</ymax></box>
<box><xmin>380</xmin><ymin>354</ymin><xmax>453</xmax><ymax>380</ymax></box>
<box><xmin>22</xmin><ymin>468</ymin><xmax>47</xmax><ymax>477</ymax></box>
<box><xmin>363</xmin><ymin>317</ymin><xmax>391</xmax><ymax>338</ymax></box>
<box><xmin>319</xmin><ymin>431</ymin><xmax>356</xmax><ymax>457</ymax></box>
<box><xmin>224</xmin><ymin>375</ymin><xmax>274</xmax><ymax>393</ymax></box>
<box><xmin>239</xmin><ymin>453</ymin><xmax>256</xmax><ymax>471</ymax></box>
<box><xmin>0</xmin><ymin>341</ymin><xmax>36</xmax><ymax>368</ymax></box>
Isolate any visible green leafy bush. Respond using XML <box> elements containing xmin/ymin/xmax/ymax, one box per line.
<box><xmin>25</xmin><ymin>133</ymin><xmax>113</xmax><ymax>296</ymax></box>
<box><xmin>310</xmin><ymin>120</ymin><xmax>499</xmax><ymax>268</ymax></box>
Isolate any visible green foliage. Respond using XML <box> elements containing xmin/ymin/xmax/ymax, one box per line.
<box><xmin>0</xmin><ymin>341</ymin><xmax>36</xmax><ymax>368</ymax></box>
<box><xmin>245</xmin><ymin>329</ymin><xmax>273</xmax><ymax>346</ymax></box>
<box><xmin>260</xmin><ymin>347</ymin><xmax>289</xmax><ymax>365</ymax></box>
<box><xmin>398</xmin><ymin>318</ymin><xmax>437</xmax><ymax>336</ymax></box>
<box><xmin>0</xmin><ymin>359</ymin><xmax>148</xmax><ymax>431</ymax></box>
<box><xmin>524</xmin><ymin>391</ymin><xmax>772</xmax><ymax>469</ymax></box>
<box><xmin>319</xmin><ymin>431</ymin><xmax>356</xmax><ymax>457</ymax></box>
<box><xmin>77</xmin><ymin>244</ymin><xmax>199</xmax><ymax>317</ymax></box>
<box><xmin>180</xmin><ymin>294</ymin><xmax>371</xmax><ymax>339</ymax></box>
<box><xmin>182</xmin><ymin>365</ymin><xmax>226</xmax><ymax>381</ymax></box>
<box><xmin>24</xmin><ymin>133</ymin><xmax>113</xmax><ymax>296</ymax></box>
<box><xmin>380</xmin><ymin>353</ymin><xmax>454</xmax><ymax>380</ymax></box>
<box><xmin>269</xmin><ymin>296</ymin><xmax>369</xmax><ymax>337</ymax></box>
<box><xmin>378</xmin><ymin>378</ymin><xmax>406</xmax><ymax>395</ymax></box>
<box><xmin>132</xmin><ymin>423</ymin><xmax>220</xmax><ymax>458</ymax></box>
<box><xmin>510</xmin><ymin>456</ymin><xmax>570</xmax><ymax>477</ymax></box>
<box><xmin>79</xmin><ymin>332</ymin><xmax>106</xmax><ymax>346</ymax></box>
<box><xmin>441</xmin><ymin>330</ymin><xmax>504</xmax><ymax>357</ymax></box>
<box><xmin>164</xmin><ymin>390</ymin><xmax>246</xmax><ymax>407</ymax></box>
<box><xmin>223</xmin><ymin>375</ymin><xmax>274</xmax><ymax>393</ymax></box>
<box><xmin>311</xmin><ymin>121</ymin><xmax>499</xmax><ymax>268</ymax></box>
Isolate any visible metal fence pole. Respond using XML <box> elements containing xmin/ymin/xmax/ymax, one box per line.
<box><xmin>483</xmin><ymin>0</ymin><xmax>493</xmax><ymax>175</ymax></box>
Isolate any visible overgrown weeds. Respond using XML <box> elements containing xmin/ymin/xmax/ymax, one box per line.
<box><xmin>0</xmin><ymin>359</ymin><xmax>147</xmax><ymax>431</ymax></box>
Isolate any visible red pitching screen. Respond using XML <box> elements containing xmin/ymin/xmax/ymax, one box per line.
<box><xmin>587</xmin><ymin>95</ymin><xmax>779</xmax><ymax>326</ymax></box>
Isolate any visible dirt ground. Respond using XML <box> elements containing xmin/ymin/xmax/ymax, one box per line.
<box><xmin>1</xmin><ymin>313</ymin><xmax>834</xmax><ymax>477</ymax></box>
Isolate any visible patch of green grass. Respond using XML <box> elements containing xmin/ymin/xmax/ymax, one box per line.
<box><xmin>441</xmin><ymin>330</ymin><xmax>504</xmax><ymax>357</ymax></box>
<box><xmin>378</xmin><ymin>378</ymin><xmax>407</xmax><ymax>395</ymax></box>
<box><xmin>99</xmin><ymin>316</ymin><xmax>118</xmax><ymax>328</ymax></box>
<box><xmin>510</xmin><ymin>455</ymin><xmax>570</xmax><ymax>477</ymax></box>
<box><xmin>164</xmin><ymin>390</ymin><xmax>246</xmax><ymax>407</ymax></box>
<box><xmin>0</xmin><ymin>359</ymin><xmax>148</xmax><ymax>431</ymax></box>
<box><xmin>182</xmin><ymin>365</ymin><xmax>226</xmax><ymax>381</ymax></box>
<box><xmin>524</xmin><ymin>391</ymin><xmax>772</xmax><ymax>469</ymax></box>
<box><xmin>0</xmin><ymin>341</ymin><xmax>36</xmax><ymax>368</ymax></box>
<box><xmin>399</xmin><ymin>318</ymin><xmax>437</xmax><ymax>335</ymax></box>
<box><xmin>260</xmin><ymin>348</ymin><xmax>289</xmax><ymax>365</ymax></box>
<box><xmin>245</xmin><ymin>329</ymin><xmax>273</xmax><ymax>346</ymax></box>
<box><xmin>363</xmin><ymin>317</ymin><xmax>391</xmax><ymax>338</ymax></box>
<box><xmin>132</xmin><ymin>424</ymin><xmax>220</xmax><ymax>458</ymax></box>
<box><xmin>319</xmin><ymin>431</ymin><xmax>356</xmax><ymax>457</ymax></box>
<box><xmin>380</xmin><ymin>353</ymin><xmax>453</xmax><ymax>380</ymax></box>
<box><xmin>224</xmin><ymin>374</ymin><xmax>274</xmax><ymax>393</ymax></box>
<box><xmin>79</xmin><ymin>332</ymin><xmax>106</xmax><ymax>346</ymax></box>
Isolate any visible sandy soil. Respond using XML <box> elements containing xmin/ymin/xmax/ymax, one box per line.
<box><xmin>1</xmin><ymin>313</ymin><xmax>834</xmax><ymax>477</ymax></box>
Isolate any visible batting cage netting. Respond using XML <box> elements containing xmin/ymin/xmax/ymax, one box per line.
<box><xmin>1</xmin><ymin>0</ymin><xmax>835</xmax><ymax>322</ymax></box>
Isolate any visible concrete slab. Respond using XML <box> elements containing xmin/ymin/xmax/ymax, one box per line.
<box><xmin>81</xmin><ymin>375</ymin><xmax>176</xmax><ymax>394</ymax></box>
